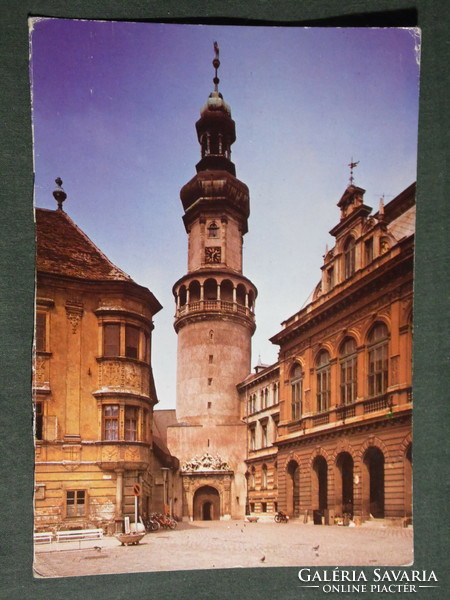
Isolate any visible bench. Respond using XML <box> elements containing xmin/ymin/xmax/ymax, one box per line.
<box><xmin>56</xmin><ymin>528</ymin><xmax>103</xmax><ymax>543</ymax></box>
<box><xmin>34</xmin><ymin>532</ymin><xmax>53</xmax><ymax>544</ymax></box>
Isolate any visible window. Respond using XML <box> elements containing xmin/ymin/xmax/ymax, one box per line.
<box><xmin>207</xmin><ymin>221</ymin><xmax>219</xmax><ymax>238</ymax></box>
<box><xmin>272</xmin><ymin>382</ymin><xmax>278</xmax><ymax>405</ymax></box>
<box><xmin>290</xmin><ymin>364</ymin><xmax>303</xmax><ymax>420</ymax></box>
<box><xmin>66</xmin><ymin>490</ymin><xmax>86</xmax><ymax>517</ymax></box>
<box><xmin>103</xmin><ymin>323</ymin><xmax>120</xmax><ymax>357</ymax></box>
<box><xmin>250</xmin><ymin>427</ymin><xmax>256</xmax><ymax>451</ymax></box>
<box><xmin>326</xmin><ymin>266</ymin><xmax>334</xmax><ymax>291</ymax></box>
<box><xmin>250</xmin><ymin>467</ymin><xmax>256</xmax><ymax>490</ymax></box>
<box><xmin>316</xmin><ymin>351</ymin><xmax>331</xmax><ymax>412</ymax></box>
<box><xmin>103</xmin><ymin>322</ymin><xmax>149</xmax><ymax>361</ymax></box>
<box><xmin>364</xmin><ymin>238</ymin><xmax>373</xmax><ymax>264</ymax></box>
<box><xmin>340</xmin><ymin>338</ymin><xmax>358</xmax><ymax>404</ymax></box>
<box><xmin>262</xmin><ymin>464</ymin><xmax>268</xmax><ymax>489</ymax></box>
<box><xmin>261</xmin><ymin>502</ymin><xmax>267</xmax><ymax>513</ymax></box>
<box><xmin>368</xmin><ymin>323</ymin><xmax>389</xmax><ymax>396</ymax></box>
<box><xmin>125</xmin><ymin>325</ymin><xmax>140</xmax><ymax>359</ymax></box>
<box><xmin>250</xmin><ymin>502</ymin><xmax>255</xmax><ymax>512</ymax></box>
<box><xmin>261</xmin><ymin>422</ymin><xmax>268</xmax><ymax>447</ymax></box>
<box><xmin>344</xmin><ymin>236</ymin><xmax>356</xmax><ymax>279</ymax></box>
<box><xmin>103</xmin><ymin>405</ymin><xmax>119</xmax><ymax>440</ymax></box>
<box><xmin>125</xmin><ymin>406</ymin><xmax>138</xmax><ymax>441</ymax></box>
<box><xmin>35</xmin><ymin>401</ymin><xmax>43</xmax><ymax>440</ymax></box>
<box><xmin>36</xmin><ymin>312</ymin><xmax>47</xmax><ymax>352</ymax></box>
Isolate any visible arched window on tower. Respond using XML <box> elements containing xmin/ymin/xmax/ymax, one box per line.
<box><xmin>340</xmin><ymin>337</ymin><xmax>358</xmax><ymax>405</ymax></box>
<box><xmin>207</xmin><ymin>221</ymin><xmax>219</xmax><ymax>238</ymax></box>
<box><xmin>344</xmin><ymin>236</ymin><xmax>356</xmax><ymax>279</ymax></box>
<box><xmin>290</xmin><ymin>364</ymin><xmax>303</xmax><ymax>421</ymax></box>
<box><xmin>367</xmin><ymin>322</ymin><xmax>389</xmax><ymax>397</ymax></box>
<box><xmin>316</xmin><ymin>350</ymin><xmax>331</xmax><ymax>412</ymax></box>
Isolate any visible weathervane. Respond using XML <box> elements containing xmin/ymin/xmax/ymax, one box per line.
<box><xmin>348</xmin><ymin>158</ymin><xmax>359</xmax><ymax>185</ymax></box>
<box><xmin>213</xmin><ymin>41</ymin><xmax>220</xmax><ymax>91</ymax></box>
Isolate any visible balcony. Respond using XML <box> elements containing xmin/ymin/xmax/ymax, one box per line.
<box><xmin>175</xmin><ymin>300</ymin><xmax>255</xmax><ymax>320</ymax></box>
<box><xmin>284</xmin><ymin>387</ymin><xmax>412</xmax><ymax>436</ymax></box>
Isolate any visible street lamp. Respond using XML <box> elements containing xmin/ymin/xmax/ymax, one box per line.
<box><xmin>161</xmin><ymin>467</ymin><xmax>170</xmax><ymax>515</ymax></box>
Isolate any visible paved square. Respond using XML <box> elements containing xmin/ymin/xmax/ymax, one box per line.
<box><xmin>34</xmin><ymin>520</ymin><xmax>413</xmax><ymax>578</ymax></box>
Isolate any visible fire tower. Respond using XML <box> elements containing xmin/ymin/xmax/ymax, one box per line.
<box><xmin>167</xmin><ymin>44</ymin><xmax>256</xmax><ymax>520</ymax></box>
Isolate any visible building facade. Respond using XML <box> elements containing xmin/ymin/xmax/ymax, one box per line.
<box><xmin>239</xmin><ymin>182</ymin><xmax>414</xmax><ymax>524</ymax></box>
<box><xmin>167</xmin><ymin>47</ymin><xmax>256</xmax><ymax>520</ymax></box>
<box><xmin>34</xmin><ymin>182</ymin><xmax>167</xmax><ymax>532</ymax></box>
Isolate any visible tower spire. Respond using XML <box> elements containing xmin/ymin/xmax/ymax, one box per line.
<box><xmin>213</xmin><ymin>41</ymin><xmax>220</xmax><ymax>92</ymax></box>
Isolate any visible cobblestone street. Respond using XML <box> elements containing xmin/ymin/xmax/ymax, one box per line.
<box><xmin>34</xmin><ymin>520</ymin><xmax>413</xmax><ymax>578</ymax></box>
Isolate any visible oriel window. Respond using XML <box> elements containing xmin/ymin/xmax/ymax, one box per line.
<box><xmin>125</xmin><ymin>324</ymin><xmax>140</xmax><ymax>359</ymax></box>
<box><xmin>103</xmin><ymin>323</ymin><xmax>120</xmax><ymax>357</ymax></box>
<box><xmin>125</xmin><ymin>406</ymin><xmax>139</xmax><ymax>441</ymax></box>
<box><xmin>103</xmin><ymin>405</ymin><xmax>119</xmax><ymax>440</ymax></box>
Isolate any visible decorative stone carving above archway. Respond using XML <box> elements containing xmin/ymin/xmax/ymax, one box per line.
<box><xmin>181</xmin><ymin>451</ymin><xmax>230</xmax><ymax>472</ymax></box>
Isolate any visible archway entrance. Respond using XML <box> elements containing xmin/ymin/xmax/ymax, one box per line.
<box><xmin>193</xmin><ymin>486</ymin><xmax>220</xmax><ymax>521</ymax></box>
<box><xmin>312</xmin><ymin>456</ymin><xmax>328</xmax><ymax>510</ymax></box>
<box><xmin>335</xmin><ymin>452</ymin><xmax>354</xmax><ymax>516</ymax></box>
<box><xmin>363</xmin><ymin>446</ymin><xmax>385</xmax><ymax>518</ymax></box>
<box><xmin>286</xmin><ymin>460</ymin><xmax>300</xmax><ymax>517</ymax></box>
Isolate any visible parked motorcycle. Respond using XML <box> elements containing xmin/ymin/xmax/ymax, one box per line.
<box><xmin>151</xmin><ymin>512</ymin><xmax>177</xmax><ymax>530</ymax></box>
<box><xmin>142</xmin><ymin>516</ymin><xmax>160</xmax><ymax>532</ymax></box>
<box><xmin>274</xmin><ymin>511</ymin><xmax>289</xmax><ymax>523</ymax></box>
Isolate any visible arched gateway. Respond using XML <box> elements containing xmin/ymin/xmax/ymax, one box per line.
<box><xmin>193</xmin><ymin>485</ymin><xmax>220</xmax><ymax>520</ymax></box>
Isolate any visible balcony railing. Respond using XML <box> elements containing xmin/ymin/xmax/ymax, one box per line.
<box><xmin>283</xmin><ymin>387</ymin><xmax>412</xmax><ymax>435</ymax></box>
<box><xmin>176</xmin><ymin>300</ymin><xmax>254</xmax><ymax>319</ymax></box>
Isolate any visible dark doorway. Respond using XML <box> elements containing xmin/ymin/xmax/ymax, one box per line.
<box><xmin>336</xmin><ymin>452</ymin><xmax>354</xmax><ymax>516</ymax></box>
<box><xmin>193</xmin><ymin>485</ymin><xmax>220</xmax><ymax>521</ymax></box>
<box><xmin>364</xmin><ymin>446</ymin><xmax>385</xmax><ymax>518</ymax></box>
<box><xmin>313</xmin><ymin>456</ymin><xmax>328</xmax><ymax>510</ymax></box>
<box><xmin>286</xmin><ymin>460</ymin><xmax>300</xmax><ymax>517</ymax></box>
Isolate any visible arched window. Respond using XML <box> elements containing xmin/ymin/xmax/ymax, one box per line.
<box><xmin>262</xmin><ymin>464</ymin><xmax>268</xmax><ymax>489</ymax></box>
<box><xmin>207</xmin><ymin>221</ymin><xmax>219</xmax><ymax>238</ymax></box>
<box><xmin>368</xmin><ymin>322</ymin><xmax>389</xmax><ymax>396</ymax></box>
<box><xmin>250</xmin><ymin>466</ymin><xmax>256</xmax><ymax>489</ymax></box>
<box><xmin>344</xmin><ymin>236</ymin><xmax>356</xmax><ymax>279</ymax></box>
<box><xmin>316</xmin><ymin>350</ymin><xmax>331</xmax><ymax>412</ymax></box>
<box><xmin>290</xmin><ymin>364</ymin><xmax>303</xmax><ymax>420</ymax></box>
<box><xmin>340</xmin><ymin>337</ymin><xmax>358</xmax><ymax>404</ymax></box>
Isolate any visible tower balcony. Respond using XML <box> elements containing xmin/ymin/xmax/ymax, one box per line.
<box><xmin>174</xmin><ymin>298</ymin><xmax>256</xmax><ymax>333</ymax></box>
<box><xmin>176</xmin><ymin>298</ymin><xmax>254</xmax><ymax>319</ymax></box>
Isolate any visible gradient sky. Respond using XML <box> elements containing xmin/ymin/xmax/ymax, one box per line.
<box><xmin>29</xmin><ymin>20</ymin><xmax>420</xmax><ymax>409</ymax></box>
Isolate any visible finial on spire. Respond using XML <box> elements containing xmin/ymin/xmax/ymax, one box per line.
<box><xmin>379</xmin><ymin>196</ymin><xmax>385</xmax><ymax>216</ymax></box>
<box><xmin>213</xmin><ymin>41</ymin><xmax>220</xmax><ymax>91</ymax></box>
<box><xmin>53</xmin><ymin>177</ymin><xmax>67</xmax><ymax>211</ymax></box>
<box><xmin>348</xmin><ymin>158</ymin><xmax>359</xmax><ymax>185</ymax></box>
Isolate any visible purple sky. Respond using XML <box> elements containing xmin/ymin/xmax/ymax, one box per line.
<box><xmin>30</xmin><ymin>20</ymin><xmax>420</xmax><ymax>408</ymax></box>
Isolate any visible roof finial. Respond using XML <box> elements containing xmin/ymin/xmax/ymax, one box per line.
<box><xmin>213</xmin><ymin>41</ymin><xmax>220</xmax><ymax>92</ymax></box>
<box><xmin>53</xmin><ymin>177</ymin><xmax>67</xmax><ymax>211</ymax></box>
<box><xmin>348</xmin><ymin>158</ymin><xmax>359</xmax><ymax>186</ymax></box>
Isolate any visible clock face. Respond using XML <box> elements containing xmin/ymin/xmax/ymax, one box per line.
<box><xmin>205</xmin><ymin>246</ymin><xmax>221</xmax><ymax>263</ymax></box>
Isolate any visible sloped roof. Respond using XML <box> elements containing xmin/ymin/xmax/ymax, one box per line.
<box><xmin>36</xmin><ymin>208</ymin><xmax>132</xmax><ymax>281</ymax></box>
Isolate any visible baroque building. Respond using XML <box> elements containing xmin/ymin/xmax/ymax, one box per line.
<box><xmin>166</xmin><ymin>46</ymin><xmax>256</xmax><ymax>520</ymax></box>
<box><xmin>239</xmin><ymin>181</ymin><xmax>414</xmax><ymax>524</ymax></box>
<box><xmin>33</xmin><ymin>181</ymin><xmax>174</xmax><ymax>532</ymax></box>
